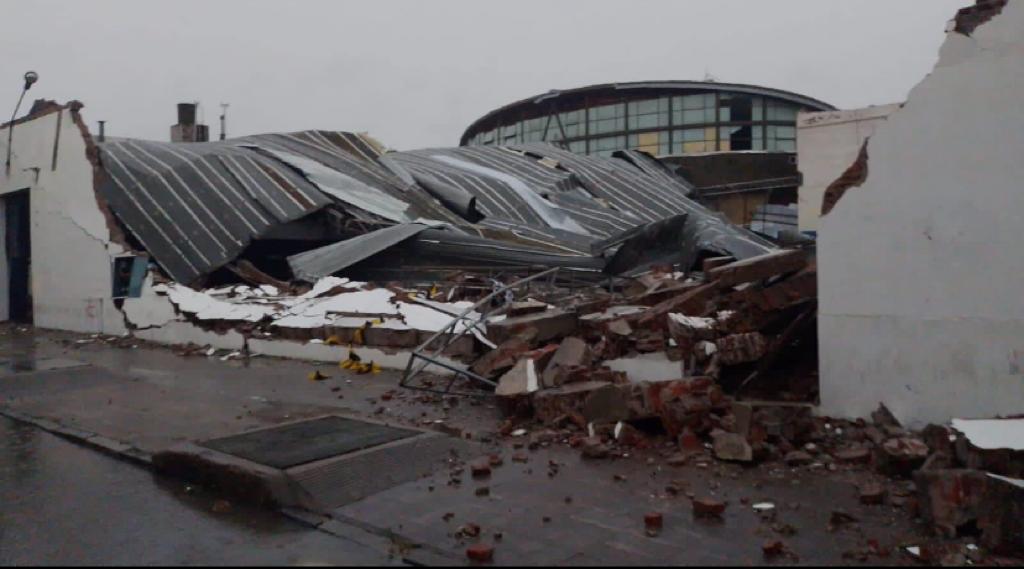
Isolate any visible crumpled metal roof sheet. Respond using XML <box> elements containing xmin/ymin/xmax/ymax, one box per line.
<box><xmin>287</xmin><ymin>222</ymin><xmax>434</xmax><ymax>282</ymax></box>
<box><xmin>98</xmin><ymin>138</ymin><xmax>332</xmax><ymax>284</ymax></box>
<box><xmin>98</xmin><ymin>130</ymin><xmax>776</xmax><ymax>285</ymax></box>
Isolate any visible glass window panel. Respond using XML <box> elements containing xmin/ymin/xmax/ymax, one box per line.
<box><xmin>594</xmin><ymin>118</ymin><xmax>625</xmax><ymax>134</ymax></box>
<box><xmin>775</xmin><ymin>139</ymin><xmax>796</xmax><ymax>152</ymax></box>
<box><xmin>752</xmin><ymin>98</ymin><xmax>763</xmax><ymax>121</ymax></box>
<box><xmin>568</xmin><ymin>140</ymin><xmax>586</xmax><ymax>154</ymax></box>
<box><xmin>591</xmin><ymin>103</ymin><xmax>623</xmax><ymax>120</ymax></box>
<box><xmin>776</xmin><ymin>126</ymin><xmax>796</xmax><ymax>138</ymax></box>
<box><xmin>682</xmin><ymin>109</ymin><xmax>706</xmax><ymax>125</ymax></box>
<box><xmin>679</xmin><ymin>128</ymin><xmax>704</xmax><ymax>142</ymax></box>
<box><xmin>681</xmin><ymin>141</ymin><xmax>712</xmax><ymax>153</ymax></box>
<box><xmin>719</xmin><ymin>106</ymin><xmax>731</xmax><ymax>122</ymax></box>
<box><xmin>681</xmin><ymin>95</ymin><xmax>704</xmax><ymax>110</ymax></box>
<box><xmin>635</xmin><ymin>114</ymin><xmax>662</xmax><ymax>129</ymax></box>
<box><xmin>592</xmin><ymin>135</ymin><xmax>625</xmax><ymax>152</ymax></box>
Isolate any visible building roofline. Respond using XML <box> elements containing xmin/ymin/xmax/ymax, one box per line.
<box><xmin>460</xmin><ymin>80</ymin><xmax>836</xmax><ymax>144</ymax></box>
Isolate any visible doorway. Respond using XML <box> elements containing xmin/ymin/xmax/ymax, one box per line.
<box><xmin>5</xmin><ymin>191</ymin><xmax>31</xmax><ymax>323</ymax></box>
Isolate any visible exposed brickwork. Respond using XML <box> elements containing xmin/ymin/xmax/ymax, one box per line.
<box><xmin>821</xmin><ymin>139</ymin><xmax>869</xmax><ymax>217</ymax></box>
<box><xmin>953</xmin><ymin>0</ymin><xmax>1008</xmax><ymax>36</ymax></box>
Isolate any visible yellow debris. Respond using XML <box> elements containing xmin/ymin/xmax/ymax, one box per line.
<box><xmin>324</xmin><ymin>335</ymin><xmax>343</xmax><ymax>346</ymax></box>
<box><xmin>338</xmin><ymin>350</ymin><xmax>380</xmax><ymax>374</ymax></box>
<box><xmin>308</xmin><ymin>370</ymin><xmax>329</xmax><ymax>381</ymax></box>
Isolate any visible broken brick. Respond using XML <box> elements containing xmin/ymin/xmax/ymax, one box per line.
<box><xmin>692</xmin><ymin>497</ymin><xmax>727</xmax><ymax>518</ymax></box>
<box><xmin>644</xmin><ymin>512</ymin><xmax>663</xmax><ymax>535</ymax></box>
<box><xmin>636</xmin><ymin>282</ymin><xmax>719</xmax><ymax>332</ymax></box>
<box><xmin>834</xmin><ymin>447</ymin><xmax>872</xmax><ymax>465</ymax></box>
<box><xmin>859</xmin><ymin>482</ymin><xmax>887</xmax><ymax>505</ymax></box>
<box><xmin>712</xmin><ymin>431</ymin><xmax>753</xmax><ymax>462</ymax></box>
<box><xmin>580</xmin><ymin>436</ymin><xmax>611</xmax><ymax>459</ymax></box>
<box><xmin>762</xmin><ymin>540</ymin><xmax>786</xmax><ymax>558</ymax></box>
<box><xmin>471</xmin><ymin>332</ymin><xmax>536</xmax><ymax>378</ymax></box>
<box><xmin>470</xmin><ymin>459</ymin><xmax>492</xmax><ymax>478</ymax></box>
<box><xmin>878</xmin><ymin>437</ymin><xmax>930</xmax><ymax>477</ymax></box>
<box><xmin>706</xmin><ymin>249</ymin><xmax>808</xmax><ymax>288</ymax></box>
<box><xmin>466</xmin><ymin>543</ymin><xmax>494</xmax><ymax>563</ymax></box>
<box><xmin>487</xmin><ymin>309</ymin><xmax>578</xmax><ymax>345</ymax></box>
<box><xmin>715</xmin><ymin>332</ymin><xmax>768</xmax><ymax>366</ymax></box>
<box><xmin>542</xmin><ymin>337</ymin><xmax>593</xmax><ymax>388</ymax></box>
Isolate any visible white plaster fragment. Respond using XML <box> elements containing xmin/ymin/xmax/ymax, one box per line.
<box><xmin>951</xmin><ymin>418</ymin><xmax>1024</xmax><ymax>450</ymax></box>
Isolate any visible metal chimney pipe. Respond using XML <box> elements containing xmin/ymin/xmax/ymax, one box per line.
<box><xmin>97</xmin><ymin>120</ymin><xmax>106</xmax><ymax>143</ymax></box>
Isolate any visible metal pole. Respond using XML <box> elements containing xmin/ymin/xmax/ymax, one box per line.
<box><xmin>5</xmin><ymin>87</ymin><xmax>28</xmax><ymax>173</ymax></box>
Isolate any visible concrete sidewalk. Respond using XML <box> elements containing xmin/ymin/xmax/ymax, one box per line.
<box><xmin>0</xmin><ymin>326</ymin><xmax>932</xmax><ymax>565</ymax></box>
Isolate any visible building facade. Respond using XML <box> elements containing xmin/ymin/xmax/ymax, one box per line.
<box><xmin>460</xmin><ymin>81</ymin><xmax>834</xmax><ymax>157</ymax></box>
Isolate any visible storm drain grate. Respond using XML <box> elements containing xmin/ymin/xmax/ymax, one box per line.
<box><xmin>200</xmin><ymin>416</ymin><xmax>420</xmax><ymax>470</ymax></box>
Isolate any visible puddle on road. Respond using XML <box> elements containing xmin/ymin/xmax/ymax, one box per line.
<box><xmin>0</xmin><ymin>358</ymin><xmax>85</xmax><ymax>376</ymax></box>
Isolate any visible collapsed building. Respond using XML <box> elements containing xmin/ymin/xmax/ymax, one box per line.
<box><xmin>0</xmin><ymin>0</ymin><xmax>1020</xmax><ymax>557</ymax></box>
<box><xmin>0</xmin><ymin>99</ymin><xmax>802</xmax><ymax>376</ymax></box>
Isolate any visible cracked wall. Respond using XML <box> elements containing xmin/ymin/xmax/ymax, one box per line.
<box><xmin>796</xmin><ymin>104</ymin><xmax>900</xmax><ymax>232</ymax></box>
<box><xmin>817</xmin><ymin>2</ymin><xmax>1024</xmax><ymax>426</ymax></box>
<box><xmin>0</xmin><ymin>105</ymin><xmax>130</xmax><ymax>333</ymax></box>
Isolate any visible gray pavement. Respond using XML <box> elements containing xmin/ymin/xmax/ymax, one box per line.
<box><xmin>0</xmin><ymin>325</ymin><xmax>930</xmax><ymax>565</ymax></box>
<box><xmin>0</xmin><ymin>416</ymin><xmax>393</xmax><ymax>566</ymax></box>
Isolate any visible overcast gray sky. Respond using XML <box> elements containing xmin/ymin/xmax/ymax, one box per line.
<box><xmin>3</xmin><ymin>0</ymin><xmax>966</xmax><ymax>150</ymax></box>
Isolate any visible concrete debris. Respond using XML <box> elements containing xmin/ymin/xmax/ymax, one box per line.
<box><xmin>712</xmin><ymin>431</ymin><xmax>753</xmax><ymax>462</ymax></box>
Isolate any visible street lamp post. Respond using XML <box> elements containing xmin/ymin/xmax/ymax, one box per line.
<box><xmin>5</xmin><ymin>71</ymin><xmax>40</xmax><ymax>174</ymax></box>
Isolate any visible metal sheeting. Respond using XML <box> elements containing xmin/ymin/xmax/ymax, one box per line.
<box><xmin>98</xmin><ymin>130</ymin><xmax>776</xmax><ymax>285</ymax></box>
<box><xmin>510</xmin><ymin>143</ymin><xmax>778</xmax><ymax>260</ymax></box>
<box><xmin>288</xmin><ymin>223</ymin><xmax>605</xmax><ymax>282</ymax></box>
<box><xmin>98</xmin><ymin>138</ymin><xmax>332</xmax><ymax>284</ymax></box>
<box><xmin>287</xmin><ymin>222</ymin><xmax>433</xmax><ymax>281</ymax></box>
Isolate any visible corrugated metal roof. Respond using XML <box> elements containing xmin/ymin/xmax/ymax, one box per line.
<box><xmin>98</xmin><ymin>138</ymin><xmax>333</xmax><ymax>284</ymax></box>
<box><xmin>98</xmin><ymin>131</ymin><xmax>775</xmax><ymax>285</ymax></box>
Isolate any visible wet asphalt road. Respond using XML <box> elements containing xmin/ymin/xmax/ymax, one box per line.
<box><xmin>0</xmin><ymin>417</ymin><xmax>390</xmax><ymax>566</ymax></box>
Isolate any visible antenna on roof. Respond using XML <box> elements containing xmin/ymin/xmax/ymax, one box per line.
<box><xmin>219</xmin><ymin>103</ymin><xmax>229</xmax><ymax>141</ymax></box>
<box><xmin>703</xmin><ymin>68</ymin><xmax>717</xmax><ymax>82</ymax></box>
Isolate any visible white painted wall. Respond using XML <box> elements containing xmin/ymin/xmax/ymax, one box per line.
<box><xmin>818</xmin><ymin>4</ymin><xmax>1024</xmax><ymax>427</ymax></box>
<box><xmin>0</xmin><ymin>107</ymin><xmax>128</xmax><ymax>334</ymax></box>
<box><xmin>796</xmin><ymin>103</ymin><xmax>900</xmax><ymax>232</ymax></box>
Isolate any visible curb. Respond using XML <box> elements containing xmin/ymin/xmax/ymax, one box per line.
<box><xmin>0</xmin><ymin>408</ymin><xmax>152</xmax><ymax>467</ymax></box>
<box><xmin>1</xmin><ymin>407</ymin><xmax>464</xmax><ymax>566</ymax></box>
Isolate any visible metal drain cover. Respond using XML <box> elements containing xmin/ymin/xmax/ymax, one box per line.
<box><xmin>201</xmin><ymin>416</ymin><xmax>419</xmax><ymax>469</ymax></box>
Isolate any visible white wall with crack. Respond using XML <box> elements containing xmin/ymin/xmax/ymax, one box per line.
<box><xmin>818</xmin><ymin>1</ymin><xmax>1024</xmax><ymax>426</ymax></box>
<box><xmin>0</xmin><ymin>105</ymin><xmax>129</xmax><ymax>334</ymax></box>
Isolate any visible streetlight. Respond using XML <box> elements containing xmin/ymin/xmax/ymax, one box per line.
<box><xmin>6</xmin><ymin>71</ymin><xmax>40</xmax><ymax>173</ymax></box>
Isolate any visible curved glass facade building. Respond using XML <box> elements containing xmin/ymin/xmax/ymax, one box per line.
<box><xmin>460</xmin><ymin>81</ymin><xmax>834</xmax><ymax>157</ymax></box>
